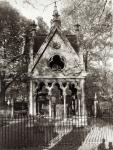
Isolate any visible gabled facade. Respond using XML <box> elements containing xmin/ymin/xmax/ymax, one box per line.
<box><xmin>26</xmin><ymin>4</ymin><xmax>87</xmax><ymax>122</ymax></box>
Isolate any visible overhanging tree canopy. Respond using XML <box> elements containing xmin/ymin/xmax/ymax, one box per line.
<box><xmin>0</xmin><ymin>2</ymin><xmax>31</xmax><ymax>105</ymax></box>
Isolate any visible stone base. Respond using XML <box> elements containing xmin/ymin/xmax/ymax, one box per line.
<box><xmin>56</xmin><ymin>104</ymin><xmax>64</xmax><ymax>119</ymax></box>
<box><xmin>55</xmin><ymin>115</ymin><xmax>87</xmax><ymax>127</ymax></box>
<box><xmin>75</xmin><ymin>115</ymin><xmax>87</xmax><ymax>127</ymax></box>
<box><xmin>51</xmin><ymin>104</ymin><xmax>64</xmax><ymax>120</ymax></box>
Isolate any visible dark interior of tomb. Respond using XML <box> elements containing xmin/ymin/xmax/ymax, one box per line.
<box><xmin>35</xmin><ymin>82</ymin><xmax>78</xmax><ymax>116</ymax></box>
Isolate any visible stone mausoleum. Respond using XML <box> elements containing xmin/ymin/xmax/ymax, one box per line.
<box><xmin>26</xmin><ymin>3</ymin><xmax>87</xmax><ymax>123</ymax></box>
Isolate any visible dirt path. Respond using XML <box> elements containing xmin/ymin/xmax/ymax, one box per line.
<box><xmin>78</xmin><ymin>118</ymin><xmax>113</xmax><ymax>150</ymax></box>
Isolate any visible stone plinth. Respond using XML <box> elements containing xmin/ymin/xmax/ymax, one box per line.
<box><xmin>56</xmin><ymin>104</ymin><xmax>64</xmax><ymax>119</ymax></box>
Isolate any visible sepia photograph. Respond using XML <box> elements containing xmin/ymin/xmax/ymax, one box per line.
<box><xmin>0</xmin><ymin>0</ymin><xmax>112</xmax><ymax>149</ymax></box>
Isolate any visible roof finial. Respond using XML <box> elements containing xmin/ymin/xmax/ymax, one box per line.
<box><xmin>51</xmin><ymin>0</ymin><xmax>61</xmax><ymax>29</ymax></box>
<box><xmin>53</xmin><ymin>0</ymin><xmax>59</xmax><ymax>17</ymax></box>
<box><xmin>55</xmin><ymin>1</ymin><xmax>57</xmax><ymax>7</ymax></box>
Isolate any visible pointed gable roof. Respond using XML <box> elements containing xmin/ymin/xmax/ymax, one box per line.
<box><xmin>33</xmin><ymin>33</ymin><xmax>79</xmax><ymax>56</ymax></box>
<box><xmin>31</xmin><ymin>26</ymin><xmax>79</xmax><ymax>72</ymax></box>
<box><xmin>31</xmin><ymin>2</ymin><xmax>79</xmax><ymax>61</ymax></box>
<box><xmin>33</xmin><ymin>34</ymin><xmax>47</xmax><ymax>57</ymax></box>
<box><xmin>28</xmin><ymin>2</ymin><xmax>81</xmax><ymax>74</ymax></box>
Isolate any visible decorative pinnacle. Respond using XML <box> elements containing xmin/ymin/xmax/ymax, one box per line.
<box><xmin>51</xmin><ymin>0</ymin><xmax>61</xmax><ymax>28</ymax></box>
<box><xmin>30</xmin><ymin>20</ymin><xmax>37</xmax><ymax>37</ymax></box>
<box><xmin>55</xmin><ymin>1</ymin><xmax>57</xmax><ymax>7</ymax></box>
<box><xmin>31</xmin><ymin>20</ymin><xmax>37</xmax><ymax>30</ymax></box>
<box><xmin>75</xmin><ymin>23</ymin><xmax>80</xmax><ymax>31</ymax></box>
<box><xmin>53</xmin><ymin>1</ymin><xmax>59</xmax><ymax>17</ymax></box>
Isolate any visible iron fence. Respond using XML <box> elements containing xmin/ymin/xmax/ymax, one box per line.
<box><xmin>0</xmin><ymin>113</ymin><xmax>113</xmax><ymax>150</ymax></box>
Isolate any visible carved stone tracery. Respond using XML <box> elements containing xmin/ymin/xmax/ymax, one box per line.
<box><xmin>31</xmin><ymin>78</ymin><xmax>83</xmax><ymax>119</ymax></box>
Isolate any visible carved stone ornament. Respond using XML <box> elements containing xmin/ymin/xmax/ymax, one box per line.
<box><xmin>52</xmin><ymin>42</ymin><xmax>61</xmax><ymax>49</ymax></box>
<box><xmin>48</xmin><ymin>55</ymin><xmax>65</xmax><ymax>71</ymax></box>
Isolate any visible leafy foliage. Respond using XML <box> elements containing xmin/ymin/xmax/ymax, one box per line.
<box><xmin>0</xmin><ymin>1</ymin><xmax>30</xmax><ymax>105</ymax></box>
<box><xmin>62</xmin><ymin>0</ymin><xmax>112</xmax><ymax>69</ymax></box>
<box><xmin>36</xmin><ymin>17</ymin><xmax>49</xmax><ymax>34</ymax></box>
<box><xmin>61</xmin><ymin>0</ymin><xmax>113</xmax><ymax>101</ymax></box>
<box><xmin>0</xmin><ymin>1</ymin><xmax>49</xmax><ymax>105</ymax></box>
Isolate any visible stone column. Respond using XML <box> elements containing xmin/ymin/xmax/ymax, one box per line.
<box><xmin>32</xmin><ymin>81</ymin><xmax>37</xmax><ymax>116</ymax></box>
<box><xmin>78</xmin><ymin>98</ymin><xmax>81</xmax><ymax>116</ymax></box>
<box><xmin>36</xmin><ymin>81</ymin><xmax>40</xmax><ymax>115</ymax></box>
<box><xmin>80</xmin><ymin>78</ymin><xmax>87</xmax><ymax>116</ymax></box>
<box><xmin>94</xmin><ymin>93</ymin><xmax>98</xmax><ymax>117</ymax></box>
<box><xmin>45</xmin><ymin>81</ymin><xmax>55</xmax><ymax>118</ymax></box>
<box><xmin>28</xmin><ymin>22</ymin><xmax>36</xmax><ymax>73</ymax></box>
<box><xmin>29</xmin><ymin>79</ymin><xmax>33</xmax><ymax>115</ymax></box>
<box><xmin>28</xmin><ymin>35</ymin><xmax>34</xmax><ymax>73</ymax></box>
<box><xmin>28</xmin><ymin>22</ymin><xmax>37</xmax><ymax>116</ymax></box>
<box><xmin>63</xmin><ymin>92</ymin><xmax>67</xmax><ymax>120</ymax></box>
<box><xmin>59</xmin><ymin>82</ymin><xmax>69</xmax><ymax>121</ymax></box>
<box><xmin>11</xmin><ymin>99</ymin><xmax>14</xmax><ymax>118</ymax></box>
<box><xmin>79</xmin><ymin>78</ymin><xmax>87</xmax><ymax>126</ymax></box>
<box><xmin>49</xmin><ymin>96</ymin><xmax>52</xmax><ymax>118</ymax></box>
<box><xmin>76</xmin><ymin>81</ymin><xmax>81</xmax><ymax>116</ymax></box>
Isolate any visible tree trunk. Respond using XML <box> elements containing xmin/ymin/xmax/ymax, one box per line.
<box><xmin>0</xmin><ymin>81</ymin><xmax>6</xmax><ymax>107</ymax></box>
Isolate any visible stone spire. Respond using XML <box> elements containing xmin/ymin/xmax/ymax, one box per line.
<box><xmin>51</xmin><ymin>1</ymin><xmax>61</xmax><ymax>29</ymax></box>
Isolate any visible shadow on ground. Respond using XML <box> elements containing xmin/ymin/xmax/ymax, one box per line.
<box><xmin>50</xmin><ymin>126</ymin><xmax>89</xmax><ymax>150</ymax></box>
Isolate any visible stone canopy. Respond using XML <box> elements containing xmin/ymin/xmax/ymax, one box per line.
<box><xmin>26</xmin><ymin>3</ymin><xmax>87</xmax><ymax>123</ymax></box>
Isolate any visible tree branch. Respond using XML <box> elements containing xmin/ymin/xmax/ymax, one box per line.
<box><xmin>5</xmin><ymin>73</ymin><xmax>27</xmax><ymax>91</ymax></box>
<box><xmin>98</xmin><ymin>0</ymin><xmax>108</xmax><ymax>22</ymax></box>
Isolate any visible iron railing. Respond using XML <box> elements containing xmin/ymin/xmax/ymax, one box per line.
<box><xmin>0</xmin><ymin>113</ymin><xmax>113</xmax><ymax>150</ymax></box>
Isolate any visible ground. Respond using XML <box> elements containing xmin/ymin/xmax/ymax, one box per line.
<box><xmin>78</xmin><ymin>117</ymin><xmax>113</xmax><ymax>150</ymax></box>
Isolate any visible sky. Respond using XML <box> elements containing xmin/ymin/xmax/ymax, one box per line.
<box><xmin>1</xmin><ymin>0</ymin><xmax>65</xmax><ymax>27</ymax></box>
